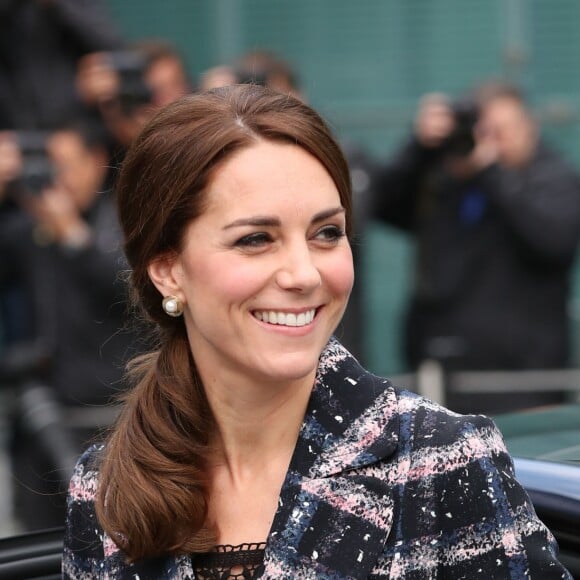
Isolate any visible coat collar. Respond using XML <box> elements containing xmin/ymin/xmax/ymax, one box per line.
<box><xmin>261</xmin><ymin>339</ymin><xmax>400</xmax><ymax>578</ymax></box>
<box><xmin>286</xmin><ymin>338</ymin><xmax>399</xmax><ymax>480</ymax></box>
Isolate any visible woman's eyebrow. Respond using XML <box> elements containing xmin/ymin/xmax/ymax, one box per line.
<box><xmin>223</xmin><ymin>207</ymin><xmax>345</xmax><ymax>230</ymax></box>
<box><xmin>311</xmin><ymin>207</ymin><xmax>345</xmax><ymax>224</ymax></box>
<box><xmin>223</xmin><ymin>216</ymin><xmax>281</xmax><ymax>230</ymax></box>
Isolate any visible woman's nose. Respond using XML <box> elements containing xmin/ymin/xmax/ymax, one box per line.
<box><xmin>275</xmin><ymin>243</ymin><xmax>322</xmax><ymax>292</ymax></box>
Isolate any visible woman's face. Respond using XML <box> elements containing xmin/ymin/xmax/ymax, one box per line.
<box><xmin>149</xmin><ymin>140</ymin><xmax>353</xmax><ymax>387</ymax></box>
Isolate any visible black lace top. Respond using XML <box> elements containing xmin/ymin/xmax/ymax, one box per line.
<box><xmin>194</xmin><ymin>542</ymin><xmax>266</xmax><ymax>580</ymax></box>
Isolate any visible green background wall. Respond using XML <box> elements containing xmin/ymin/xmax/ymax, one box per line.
<box><xmin>103</xmin><ymin>0</ymin><xmax>580</xmax><ymax>375</ymax></box>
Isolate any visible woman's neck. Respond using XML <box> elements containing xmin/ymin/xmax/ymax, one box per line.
<box><xmin>202</xmin><ymin>372</ymin><xmax>315</xmax><ymax>546</ymax></box>
<box><xmin>204</xmin><ymin>371</ymin><xmax>315</xmax><ymax>480</ymax></box>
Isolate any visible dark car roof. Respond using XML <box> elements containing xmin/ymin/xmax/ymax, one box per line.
<box><xmin>494</xmin><ymin>403</ymin><xmax>580</xmax><ymax>461</ymax></box>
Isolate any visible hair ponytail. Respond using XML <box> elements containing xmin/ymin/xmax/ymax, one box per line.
<box><xmin>96</xmin><ymin>329</ymin><xmax>216</xmax><ymax>561</ymax></box>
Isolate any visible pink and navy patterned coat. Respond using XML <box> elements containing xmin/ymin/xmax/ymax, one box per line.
<box><xmin>63</xmin><ymin>339</ymin><xmax>571</xmax><ymax>578</ymax></box>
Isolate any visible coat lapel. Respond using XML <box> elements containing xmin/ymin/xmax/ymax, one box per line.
<box><xmin>262</xmin><ymin>340</ymin><xmax>399</xmax><ymax>578</ymax></box>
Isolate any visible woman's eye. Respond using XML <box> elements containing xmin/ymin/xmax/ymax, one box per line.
<box><xmin>314</xmin><ymin>225</ymin><xmax>346</xmax><ymax>243</ymax></box>
<box><xmin>234</xmin><ymin>232</ymin><xmax>272</xmax><ymax>248</ymax></box>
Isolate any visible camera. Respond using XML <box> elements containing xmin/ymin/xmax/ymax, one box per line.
<box><xmin>14</xmin><ymin>130</ymin><xmax>54</xmax><ymax>194</ymax></box>
<box><xmin>442</xmin><ymin>99</ymin><xmax>479</xmax><ymax>157</ymax></box>
<box><xmin>105</xmin><ymin>50</ymin><xmax>153</xmax><ymax>113</ymax></box>
<box><xmin>233</xmin><ymin>65</ymin><xmax>270</xmax><ymax>87</ymax></box>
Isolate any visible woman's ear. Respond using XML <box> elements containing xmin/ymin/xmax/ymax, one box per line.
<box><xmin>147</xmin><ymin>254</ymin><xmax>184</xmax><ymax>302</ymax></box>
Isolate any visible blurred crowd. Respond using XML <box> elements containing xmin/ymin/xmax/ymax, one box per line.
<box><xmin>2</xmin><ymin>0</ymin><xmax>580</xmax><ymax>533</ymax></box>
<box><xmin>372</xmin><ymin>85</ymin><xmax>580</xmax><ymax>413</ymax></box>
<box><xmin>0</xmin><ymin>0</ymin><xmax>194</xmax><ymax>532</ymax></box>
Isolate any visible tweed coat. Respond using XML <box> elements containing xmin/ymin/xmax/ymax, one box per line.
<box><xmin>62</xmin><ymin>339</ymin><xmax>571</xmax><ymax>579</ymax></box>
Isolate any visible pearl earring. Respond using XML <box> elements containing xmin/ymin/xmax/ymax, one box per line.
<box><xmin>162</xmin><ymin>296</ymin><xmax>183</xmax><ymax>317</ymax></box>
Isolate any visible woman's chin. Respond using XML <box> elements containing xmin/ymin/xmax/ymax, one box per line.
<box><xmin>253</xmin><ymin>352</ymin><xmax>320</xmax><ymax>385</ymax></box>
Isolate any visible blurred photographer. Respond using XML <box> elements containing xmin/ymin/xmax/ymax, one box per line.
<box><xmin>0</xmin><ymin>122</ymin><xmax>136</xmax><ymax>529</ymax></box>
<box><xmin>76</xmin><ymin>40</ymin><xmax>192</xmax><ymax>152</ymax></box>
<box><xmin>372</xmin><ymin>83</ymin><xmax>580</xmax><ymax>413</ymax></box>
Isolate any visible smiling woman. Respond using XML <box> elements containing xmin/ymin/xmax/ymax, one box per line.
<box><xmin>62</xmin><ymin>85</ymin><xmax>572</xmax><ymax>578</ymax></box>
<box><xmin>147</xmin><ymin>140</ymin><xmax>353</xmax><ymax>393</ymax></box>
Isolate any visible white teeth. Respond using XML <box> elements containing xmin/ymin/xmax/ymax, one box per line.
<box><xmin>254</xmin><ymin>309</ymin><xmax>316</xmax><ymax>327</ymax></box>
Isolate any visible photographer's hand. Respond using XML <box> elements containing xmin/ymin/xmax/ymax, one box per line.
<box><xmin>414</xmin><ymin>93</ymin><xmax>455</xmax><ymax>148</ymax></box>
<box><xmin>444</xmin><ymin>123</ymin><xmax>499</xmax><ymax>179</ymax></box>
<box><xmin>76</xmin><ymin>52</ymin><xmax>119</xmax><ymax>106</ymax></box>
<box><xmin>0</xmin><ymin>132</ymin><xmax>22</xmax><ymax>202</ymax></box>
<box><xmin>28</xmin><ymin>185</ymin><xmax>91</xmax><ymax>249</ymax></box>
<box><xmin>469</xmin><ymin>122</ymin><xmax>500</xmax><ymax>172</ymax></box>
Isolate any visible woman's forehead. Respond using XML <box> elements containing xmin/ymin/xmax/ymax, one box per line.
<box><xmin>200</xmin><ymin>141</ymin><xmax>341</xmax><ymax>220</ymax></box>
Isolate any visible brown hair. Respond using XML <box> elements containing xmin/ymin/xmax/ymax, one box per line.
<box><xmin>96</xmin><ymin>84</ymin><xmax>352</xmax><ymax>561</ymax></box>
